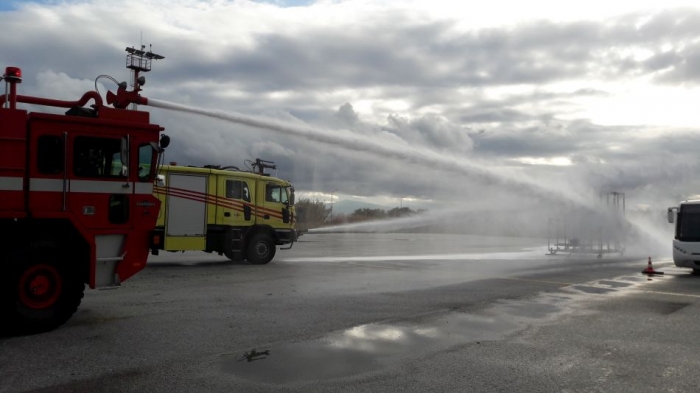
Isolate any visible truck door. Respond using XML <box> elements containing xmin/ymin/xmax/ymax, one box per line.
<box><xmin>164</xmin><ymin>173</ymin><xmax>207</xmax><ymax>250</ymax></box>
<box><xmin>28</xmin><ymin>131</ymin><xmax>134</xmax><ymax>231</ymax></box>
<box><xmin>260</xmin><ymin>182</ymin><xmax>291</xmax><ymax>226</ymax></box>
<box><xmin>218</xmin><ymin>176</ymin><xmax>253</xmax><ymax>227</ymax></box>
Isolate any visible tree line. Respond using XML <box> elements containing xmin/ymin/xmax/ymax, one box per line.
<box><xmin>294</xmin><ymin>198</ymin><xmax>422</xmax><ymax>229</ymax></box>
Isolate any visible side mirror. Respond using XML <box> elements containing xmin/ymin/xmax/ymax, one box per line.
<box><xmin>120</xmin><ymin>135</ymin><xmax>130</xmax><ymax>176</ymax></box>
<box><xmin>149</xmin><ymin>134</ymin><xmax>171</xmax><ymax>153</ymax></box>
<box><xmin>668</xmin><ymin>208</ymin><xmax>675</xmax><ymax>224</ymax></box>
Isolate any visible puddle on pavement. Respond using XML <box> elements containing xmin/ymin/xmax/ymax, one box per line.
<box><xmin>222</xmin><ymin>313</ymin><xmax>521</xmax><ymax>384</ymax></box>
<box><xmin>221</xmin><ymin>273</ymin><xmax>665</xmax><ymax>384</ymax></box>
<box><xmin>597</xmin><ymin>280</ymin><xmax>633</xmax><ymax>288</ymax></box>
<box><xmin>571</xmin><ymin>285</ymin><xmax>617</xmax><ymax>294</ymax></box>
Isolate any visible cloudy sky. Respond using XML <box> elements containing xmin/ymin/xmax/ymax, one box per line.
<box><xmin>2</xmin><ymin>0</ymin><xmax>700</xmax><ymax>220</ymax></box>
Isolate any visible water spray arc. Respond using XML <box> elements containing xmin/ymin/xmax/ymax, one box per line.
<box><xmin>144</xmin><ymin>98</ymin><xmax>593</xmax><ymax>210</ymax></box>
<box><xmin>128</xmin><ymin>97</ymin><xmax>667</xmax><ymax>252</ymax></box>
<box><xmin>310</xmin><ymin>205</ymin><xmax>479</xmax><ymax>233</ymax></box>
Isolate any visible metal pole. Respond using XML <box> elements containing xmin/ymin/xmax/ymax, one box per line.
<box><xmin>330</xmin><ymin>189</ymin><xmax>338</xmax><ymax>221</ymax></box>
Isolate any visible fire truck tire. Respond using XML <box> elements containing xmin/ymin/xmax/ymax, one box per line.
<box><xmin>246</xmin><ymin>234</ymin><xmax>276</xmax><ymax>265</ymax></box>
<box><xmin>223</xmin><ymin>248</ymin><xmax>242</xmax><ymax>262</ymax></box>
<box><xmin>3</xmin><ymin>258</ymin><xmax>84</xmax><ymax>335</ymax></box>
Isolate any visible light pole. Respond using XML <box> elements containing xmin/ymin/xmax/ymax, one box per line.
<box><xmin>330</xmin><ymin>189</ymin><xmax>338</xmax><ymax>222</ymax></box>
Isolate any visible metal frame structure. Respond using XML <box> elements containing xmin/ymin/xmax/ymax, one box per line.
<box><xmin>547</xmin><ymin>192</ymin><xmax>626</xmax><ymax>258</ymax></box>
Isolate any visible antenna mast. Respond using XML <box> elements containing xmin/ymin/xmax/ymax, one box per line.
<box><xmin>124</xmin><ymin>43</ymin><xmax>164</xmax><ymax>110</ymax></box>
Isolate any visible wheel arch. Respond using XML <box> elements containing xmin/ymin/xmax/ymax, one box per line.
<box><xmin>0</xmin><ymin>218</ymin><xmax>91</xmax><ymax>284</ymax></box>
<box><xmin>244</xmin><ymin>225</ymin><xmax>278</xmax><ymax>246</ymax></box>
<box><xmin>1</xmin><ymin>218</ymin><xmax>89</xmax><ymax>334</ymax></box>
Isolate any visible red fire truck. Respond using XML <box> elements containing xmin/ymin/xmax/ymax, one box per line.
<box><xmin>0</xmin><ymin>51</ymin><xmax>168</xmax><ymax>334</ymax></box>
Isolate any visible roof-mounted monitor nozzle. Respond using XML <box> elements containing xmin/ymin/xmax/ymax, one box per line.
<box><xmin>252</xmin><ymin>158</ymin><xmax>277</xmax><ymax>176</ymax></box>
<box><xmin>107</xmin><ymin>44</ymin><xmax>164</xmax><ymax>110</ymax></box>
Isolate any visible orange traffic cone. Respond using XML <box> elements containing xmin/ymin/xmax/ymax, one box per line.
<box><xmin>642</xmin><ymin>257</ymin><xmax>664</xmax><ymax>275</ymax></box>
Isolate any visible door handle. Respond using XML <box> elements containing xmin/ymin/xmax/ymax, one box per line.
<box><xmin>264</xmin><ymin>214</ymin><xmax>270</xmax><ymax>219</ymax></box>
<box><xmin>224</xmin><ymin>212</ymin><xmax>231</xmax><ymax>217</ymax></box>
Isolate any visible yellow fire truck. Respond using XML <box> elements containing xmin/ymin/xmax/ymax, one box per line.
<box><xmin>152</xmin><ymin>159</ymin><xmax>297</xmax><ymax>264</ymax></box>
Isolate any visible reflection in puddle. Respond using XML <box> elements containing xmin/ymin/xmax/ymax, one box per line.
<box><xmin>221</xmin><ymin>274</ymin><xmax>662</xmax><ymax>384</ymax></box>
<box><xmin>329</xmin><ymin>314</ymin><xmax>518</xmax><ymax>354</ymax></box>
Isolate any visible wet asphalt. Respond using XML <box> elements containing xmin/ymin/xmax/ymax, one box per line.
<box><xmin>2</xmin><ymin>233</ymin><xmax>700</xmax><ymax>392</ymax></box>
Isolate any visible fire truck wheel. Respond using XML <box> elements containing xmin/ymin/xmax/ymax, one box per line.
<box><xmin>247</xmin><ymin>234</ymin><xmax>276</xmax><ymax>265</ymax></box>
<box><xmin>4</xmin><ymin>259</ymin><xmax>84</xmax><ymax>335</ymax></box>
<box><xmin>223</xmin><ymin>249</ymin><xmax>243</xmax><ymax>262</ymax></box>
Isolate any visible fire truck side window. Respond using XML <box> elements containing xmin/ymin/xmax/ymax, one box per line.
<box><xmin>73</xmin><ymin>137</ymin><xmax>124</xmax><ymax>178</ymax></box>
<box><xmin>37</xmin><ymin>135</ymin><xmax>64</xmax><ymax>174</ymax></box>
<box><xmin>226</xmin><ymin>179</ymin><xmax>251</xmax><ymax>202</ymax></box>
<box><xmin>265</xmin><ymin>184</ymin><xmax>288</xmax><ymax>204</ymax></box>
<box><xmin>138</xmin><ymin>144</ymin><xmax>155</xmax><ymax>182</ymax></box>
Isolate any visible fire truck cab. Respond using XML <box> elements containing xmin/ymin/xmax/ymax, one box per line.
<box><xmin>0</xmin><ymin>66</ymin><xmax>165</xmax><ymax>334</ymax></box>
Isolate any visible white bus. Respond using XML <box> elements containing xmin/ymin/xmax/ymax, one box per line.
<box><xmin>668</xmin><ymin>200</ymin><xmax>700</xmax><ymax>271</ymax></box>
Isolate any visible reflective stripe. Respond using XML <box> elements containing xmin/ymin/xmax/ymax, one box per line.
<box><xmin>30</xmin><ymin>178</ymin><xmax>63</xmax><ymax>192</ymax></box>
<box><xmin>134</xmin><ymin>182</ymin><xmax>154</xmax><ymax>195</ymax></box>
<box><xmin>28</xmin><ymin>178</ymin><xmax>154</xmax><ymax>195</ymax></box>
<box><xmin>71</xmin><ymin>179</ymin><xmax>132</xmax><ymax>194</ymax></box>
<box><xmin>0</xmin><ymin>176</ymin><xmax>23</xmax><ymax>191</ymax></box>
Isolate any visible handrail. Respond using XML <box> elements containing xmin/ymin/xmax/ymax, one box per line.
<box><xmin>0</xmin><ymin>91</ymin><xmax>103</xmax><ymax>108</ymax></box>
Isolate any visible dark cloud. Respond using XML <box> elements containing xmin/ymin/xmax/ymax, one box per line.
<box><xmin>148</xmin><ymin>8</ymin><xmax>700</xmax><ymax>97</ymax></box>
<box><xmin>384</xmin><ymin>114</ymin><xmax>474</xmax><ymax>152</ymax></box>
<box><xmin>653</xmin><ymin>42</ymin><xmax>700</xmax><ymax>84</ymax></box>
<box><xmin>335</xmin><ymin>103</ymin><xmax>359</xmax><ymax>125</ymax></box>
<box><xmin>459</xmin><ymin>108</ymin><xmax>531</xmax><ymax>123</ymax></box>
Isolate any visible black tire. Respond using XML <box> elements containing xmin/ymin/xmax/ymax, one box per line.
<box><xmin>223</xmin><ymin>249</ymin><xmax>240</xmax><ymax>262</ymax></box>
<box><xmin>246</xmin><ymin>233</ymin><xmax>276</xmax><ymax>265</ymax></box>
<box><xmin>2</xmin><ymin>254</ymin><xmax>84</xmax><ymax>335</ymax></box>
